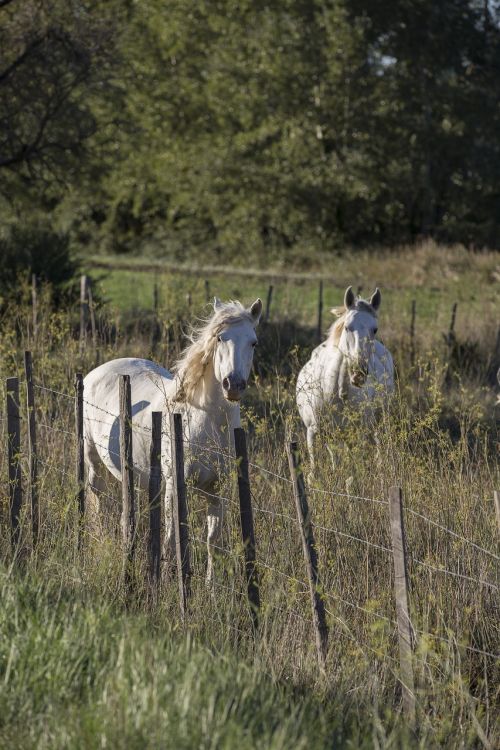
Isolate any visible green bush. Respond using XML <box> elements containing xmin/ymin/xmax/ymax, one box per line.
<box><xmin>0</xmin><ymin>224</ymin><xmax>78</xmax><ymax>303</ymax></box>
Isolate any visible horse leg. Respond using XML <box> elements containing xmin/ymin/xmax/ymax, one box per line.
<box><xmin>162</xmin><ymin>478</ymin><xmax>176</xmax><ymax>579</ymax></box>
<box><xmin>206</xmin><ymin>498</ymin><xmax>225</xmax><ymax>586</ymax></box>
<box><xmin>306</xmin><ymin>425</ymin><xmax>317</xmax><ymax>469</ymax></box>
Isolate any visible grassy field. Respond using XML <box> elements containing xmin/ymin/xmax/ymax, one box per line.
<box><xmin>1</xmin><ymin>242</ymin><xmax>499</xmax><ymax>748</ymax></box>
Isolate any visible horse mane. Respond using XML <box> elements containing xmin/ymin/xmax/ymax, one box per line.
<box><xmin>328</xmin><ymin>298</ymin><xmax>378</xmax><ymax>345</ymax></box>
<box><xmin>172</xmin><ymin>301</ymin><xmax>255</xmax><ymax>406</ymax></box>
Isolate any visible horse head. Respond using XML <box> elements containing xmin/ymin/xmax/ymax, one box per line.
<box><xmin>212</xmin><ymin>297</ymin><xmax>262</xmax><ymax>402</ymax></box>
<box><xmin>338</xmin><ymin>286</ymin><xmax>381</xmax><ymax>387</ymax></box>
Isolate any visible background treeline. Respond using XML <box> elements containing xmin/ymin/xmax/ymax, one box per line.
<box><xmin>1</xmin><ymin>0</ymin><xmax>500</xmax><ymax>267</ymax></box>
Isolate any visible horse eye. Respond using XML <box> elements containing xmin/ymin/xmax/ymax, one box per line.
<box><xmin>373</xmin><ymin>328</ymin><xmax>378</xmax><ymax>335</ymax></box>
<box><xmin>252</xmin><ymin>341</ymin><xmax>257</xmax><ymax>347</ymax></box>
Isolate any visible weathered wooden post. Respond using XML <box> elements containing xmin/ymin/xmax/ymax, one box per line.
<box><xmin>409</xmin><ymin>300</ymin><xmax>416</xmax><ymax>367</ymax></box>
<box><xmin>31</xmin><ymin>274</ymin><xmax>38</xmax><ymax>343</ymax></box>
<box><xmin>448</xmin><ymin>302</ymin><xmax>457</xmax><ymax>343</ymax></box>
<box><xmin>87</xmin><ymin>278</ymin><xmax>97</xmax><ymax>351</ymax></box>
<box><xmin>234</xmin><ymin>427</ymin><xmax>260</xmax><ymax>630</ymax></box>
<box><xmin>79</xmin><ymin>275</ymin><xmax>89</xmax><ymax>354</ymax></box>
<box><xmin>75</xmin><ymin>373</ymin><xmax>85</xmax><ymax>548</ymax></box>
<box><xmin>24</xmin><ymin>352</ymin><xmax>38</xmax><ymax>548</ymax></box>
<box><xmin>287</xmin><ymin>439</ymin><xmax>328</xmax><ymax>671</ymax></box>
<box><xmin>6</xmin><ymin>377</ymin><xmax>22</xmax><ymax>552</ymax></box>
<box><xmin>151</xmin><ymin>282</ymin><xmax>161</xmax><ymax>354</ymax></box>
<box><xmin>265</xmin><ymin>285</ymin><xmax>273</xmax><ymax>322</ymax></box>
<box><xmin>153</xmin><ymin>281</ymin><xmax>159</xmax><ymax>315</ymax></box>
<box><xmin>204</xmin><ymin>279</ymin><xmax>210</xmax><ymax>303</ymax></box>
<box><xmin>494</xmin><ymin>490</ymin><xmax>500</xmax><ymax>538</ymax></box>
<box><xmin>148</xmin><ymin>411</ymin><xmax>162</xmax><ymax>588</ymax></box>
<box><xmin>389</xmin><ymin>486</ymin><xmax>416</xmax><ymax>726</ymax></box>
<box><xmin>119</xmin><ymin>374</ymin><xmax>136</xmax><ymax>590</ymax></box>
<box><xmin>316</xmin><ymin>280</ymin><xmax>324</xmax><ymax>343</ymax></box>
<box><xmin>170</xmin><ymin>412</ymin><xmax>191</xmax><ymax>619</ymax></box>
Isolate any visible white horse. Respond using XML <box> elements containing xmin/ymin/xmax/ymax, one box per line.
<box><xmin>83</xmin><ymin>297</ymin><xmax>262</xmax><ymax>582</ymax></box>
<box><xmin>296</xmin><ymin>286</ymin><xmax>394</xmax><ymax>466</ymax></box>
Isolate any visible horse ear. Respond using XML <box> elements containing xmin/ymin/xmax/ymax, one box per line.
<box><xmin>249</xmin><ymin>298</ymin><xmax>262</xmax><ymax>324</ymax></box>
<box><xmin>213</xmin><ymin>297</ymin><xmax>223</xmax><ymax>311</ymax></box>
<box><xmin>370</xmin><ymin>288</ymin><xmax>381</xmax><ymax>311</ymax></box>
<box><xmin>344</xmin><ymin>286</ymin><xmax>355</xmax><ymax>310</ymax></box>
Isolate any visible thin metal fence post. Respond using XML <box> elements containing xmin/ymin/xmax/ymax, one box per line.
<box><xmin>24</xmin><ymin>352</ymin><xmax>38</xmax><ymax>548</ymax></box>
<box><xmin>6</xmin><ymin>377</ymin><xmax>22</xmax><ymax>553</ymax></box>
<box><xmin>286</xmin><ymin>439</ymin><xmax>328</xmax><ymax>671</ymax></box>
<box><xmin>119</xmin><ymin>375</ymin><xmax>136</xmax><ymax>590</ymax></box>
<box><xmin>234</xmin><ymin>427</ymin><xmax>260</xmax><ymax>630</ymax></box>
<box><xmin>75</xmin><ymin>373</ymin><xmax>85</xmax><ymax>548</ymax></box>
<box><xmin>170</xmin><ymin>412</ymin><xmax>191</xmax><ymax>619</ymax></box>
<box><xmin>316</xmin><ymin>280</ymin><xmax>323</xmax><ymax>343</ymax></box>
<box><xmin>389</xmin><ymin>486</ymin><xmax>416</xmax><ymax>726</ymax></box>
<box><xmin>148</xmin><ymin>411</ymin><xmax>162</xmax><ymax>588</ymax></box>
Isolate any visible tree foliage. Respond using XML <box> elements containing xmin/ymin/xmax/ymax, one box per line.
<box><xmin>1</xmin><ymin>0</ymin><xmax>499</xmax><ymax>261</ymax></box>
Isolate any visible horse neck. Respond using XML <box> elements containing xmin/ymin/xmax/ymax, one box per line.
<box><xmin>189</xmin><ymin>361</ymin><xmax>240</xmax><ymax>423</ymax></box>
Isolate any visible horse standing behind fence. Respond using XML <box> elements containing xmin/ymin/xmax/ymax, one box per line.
<box><xmin>296</xmin><ymin>286</ymin><xmax>394</xmax><ymax>466</ymax></box>
<box><xmin>83</xmin><ymin>297</ymin><xmax>262</xmax><ymax>582</ymax></box>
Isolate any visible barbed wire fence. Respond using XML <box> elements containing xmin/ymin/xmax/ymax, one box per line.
<box><xmin>2</xmin><ymin>354</ymin><xmax>499</xmax><ymax>724</ymax></box>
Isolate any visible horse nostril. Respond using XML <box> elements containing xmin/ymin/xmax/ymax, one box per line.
<box><xmin>222</xmin><ymin>377</ymin><xmax>230</xmax><ymax>390</ymax></box>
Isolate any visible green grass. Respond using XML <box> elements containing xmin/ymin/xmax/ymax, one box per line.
<box><xmin>0</xmin><ymin>566</ymin><xmax>409</xmax><ymax>749</ymax></box>
<box><xmin>87</xmin><ymin>241</ymin><xmax>499</xmax><ymax>351</ymax></box>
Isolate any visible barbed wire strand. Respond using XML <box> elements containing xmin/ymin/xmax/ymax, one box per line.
<box><xmin>410</xmin><ymin>557</ymin><xmax>499</xmax><ymax>591</ymax></box>
<box><xmin>406</xmin><ymin>507</ymin><xmax>500</xmax><ymax>562</ymax></box>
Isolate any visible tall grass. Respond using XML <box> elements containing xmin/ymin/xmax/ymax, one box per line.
<box><xmin>0</xmin><ymin>250</ymin><xmax>498</xmax><ymax>748</ymax></box>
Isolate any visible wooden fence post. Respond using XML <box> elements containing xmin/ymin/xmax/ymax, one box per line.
<box><xmin>389</xmin><ymin>486</ymin><xmax>416</xmax><ymax>725</ymax></box>
<box><xmin>316</xmin><ymin>280</ymin><xmax>324</xmax><ymax>343</ymax></box>
<box><xmin>24</xmin><ymin>352</ymin><xmax>38</xmax><ymax>548</ymax></box>
<box><xmin>234</xmin><ymin>427</ymin><xmax>260</xmax><ymax>630</ymax></box>
<box><xmin>31</xmin><ymin>274</ymin><xmax>37</xmax><ymax>343</ymax></box>
<box><xmin>265</xmin><ymin>285</ymin><xmax>273</xmax><ymax>322</ymax></box>
<box><xmin>494</xmin><ymin>490</ymin><xmax>500</xmax><ymax>538</ymax></box>
<box><xmin>410</xmin><ymin>299</ymin><xmax>416</xmax><ymax>367</ymax></box>
<box><xmin>448</xmin><ymin>302</ymin><xmax>457</xmax><ymax>343</ymax></box>
<box><xmin>75</xmin><ymin>373</ymin><xmax>85</xmax><ymax>547</ymax></box>
<box><xmin>148</xmin><ymin>411</ymin><xmax>162</xmax><ymax>588</ymax></box>
<box><xmin>153</xmin><ymin>281</ymin><xmax>159</xmax><ymax>314</ymax></box>
<box><xmin>286</xmin><ymin>439</ymin><xmax>328</xmax><ymax>671</ymax></box>
<box><xmin>79</xmin><ymin>275</ymin><xmax>88</xmax><ymax>354</ymax></box>
<box><xmin>170</xmin><ymin>412</ymin><xmax>191</xmax><ymax>619</ymax></box>
<box><xmin>6</xmin><ymin>377</ymin><xmax>22</xmax><ymax>553</ymax></box>
<box><xmin>119</xmin><ymin>375</ymin><xmax>136</xmax><ymax>589</ymax></box>
<box><xmin>87</xmin><ymin>278</ymin><xmax>97</xmax><ymax>351</ymax></box>
<box><xmin>204</xmin><ymin>279</ymin><xmax>210</xmax><ymax>303</ymax></box>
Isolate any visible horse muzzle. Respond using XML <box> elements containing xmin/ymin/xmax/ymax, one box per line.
<box><xmin>350</xmin><ymin>369</ymin><xmax>368</xmax><ymax>387</ymax></box>
<box><xmin>222</xmin><ymin>376</ymin><xmax>247</xmax><ymax>402</ymax></box>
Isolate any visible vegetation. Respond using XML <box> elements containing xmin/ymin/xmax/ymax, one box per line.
<box><xmin>1</xmin><ymin>1</ymin><xmax>500</xmax><ymax>262</ymax></box>
<box><xmin>0</xmin><ymin>246</ymin><xmax>498</xmax><ymax>747</ymax></box>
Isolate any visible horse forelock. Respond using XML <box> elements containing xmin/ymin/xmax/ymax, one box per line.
<box><xmin>327</xmin><ymin>299</ymin><xmax>378</xmax><ymax>345</ymax></box>
<box><xmin>173</xmin><ymin>301</ymin><xmax>254</xmax><ymax>405</ymax></box>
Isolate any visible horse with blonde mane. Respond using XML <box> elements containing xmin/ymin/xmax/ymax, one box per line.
<box><xmin>296</xmin><ymin>286</ymin><xmax>394</xmax><ymax>466</ymax></box>
<box><xmin>83</xmin><ymin>297</ymin><xmax>262</xmax><ymax>582</ymax></box>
